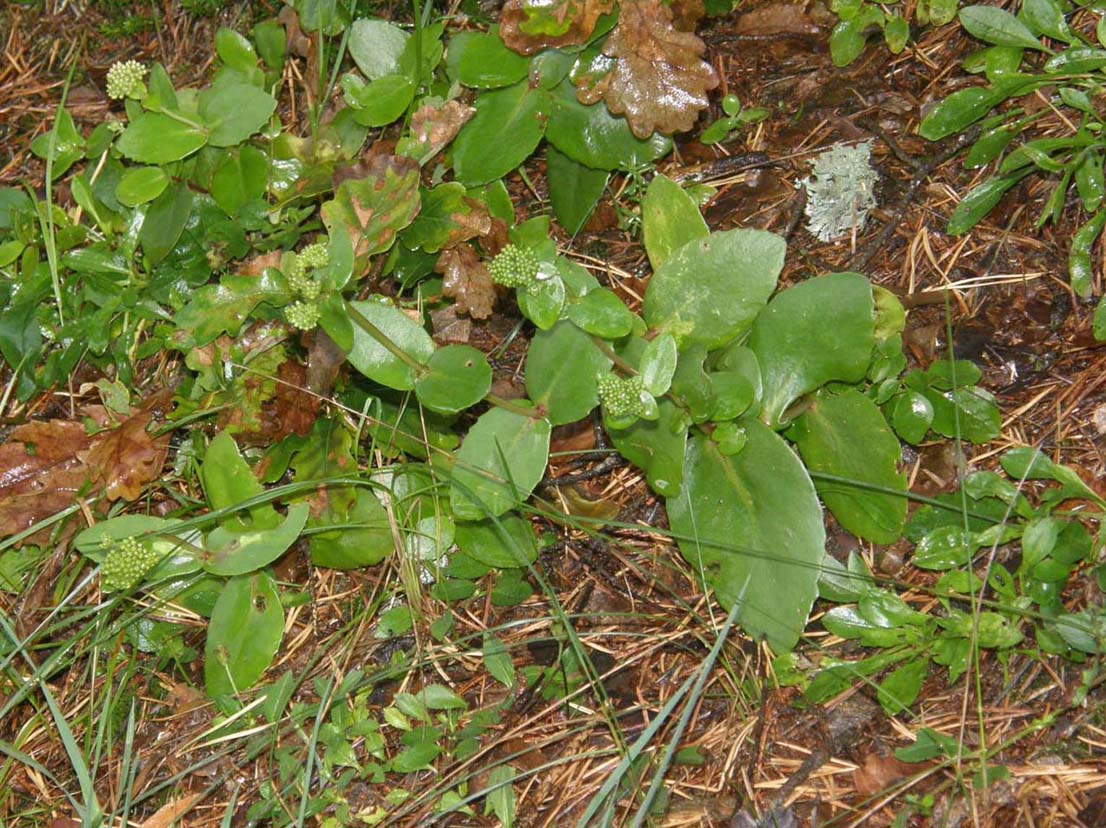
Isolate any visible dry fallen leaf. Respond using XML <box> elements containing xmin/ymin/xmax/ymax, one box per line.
<box><xmin>0</xmin><ymin>420</ymin><xmax>92</xmax><ymax>543</ymax></box>
<box><xmin>409</xmin><ymin>99</ymin><xmax>475</xmax><ymax>161</ymax></box>
<box><xmin>581</xmin><ymin>0</ymin><xmax>718</xmax><ymax>139</ymax></box>
<box><xmin>85</xmin><ymin>408</ymin><xmax>170</xmax><ymax>502</ymax></box>
<box><xmin>139</xmin><ymin>793</ymin><xmax>204</xmax><ymax>828</ymax></box>
<box><xmin>853</xmin><ymin>751</ymin><xmax>919</xmax><ymax>796</ymax></box>
<box><xmin>436</xmin><ymin>243</ymin><xmax>498</xmax><ymax>320</ymax></box>
<box><xmin>500</xmin><ymin>0</ymin><xmax>615</xmax><ymax>55</ymax></box>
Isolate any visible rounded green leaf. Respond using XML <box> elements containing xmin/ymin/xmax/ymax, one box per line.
<box><xmin>215</xmin><ymin>26</ymin><xmax>259</xmax><ymax>73</ymax></box>
<box><xmin>708</xmin><ymin>371</ymin><xmax>756</xmax><ymax>421</ymax></box>
<box><xmin>645</xmin><ymin>228</ymin><xmax>785</xmax><ymax>351</ymax></box>
<box><xmin>310</xmin><ymin>488</ymin><xmax>393</xmax><ymax>569</ymax></box>
<box><xmin>454</xmin><ymin>514</ymin><xmax>538</xmax><ymax>568</ymax></box>
<box><xmin>116</xmin><ymin>113</ymin><xmax>207</xmax><ymax>164</ymax></box>
<box><xmin>642</xmin><ymin>174</ymin><xmax>709</xmax><ymax>269</ymax></box>
<box><xmin>415</xmin><ymin>344</ymin><xmax>492</xmax><ymax>414</ymax></box>
<box><xmin>891</xmin><ymin>390</ymin><xmax>934</xmax><ymax>444</ymax></box>
<box><xmin>115</xmin><ymin>166</ymin><xmax>169</xmax><ymax>207</ymax></box>
<box><xmin>342</xmin><ymin>73</ymin><xmax>416</xmax><ymax>127</ymax></box>
<box><xmin>517</xmin><ymin>272</ymin><xmax>566</xmax><ymax>330</ymax></box>
<box><xmin>567</xmin><ymin>287</ymin><xmax>634</xmax><ymax>338</ymax></box>
<box><xmin>199</xmin><ymin>81</ymin><xmax>277</xmax><ymax>147</ymax></box>
<box><xmin>203</xmin><ymin>502</ymin><xmax>309</xmax><ymax>576</ymax></box>
<box><xmin>346</xmin><ymin>298</ymin><xmax>436</xmax><ymax>390</ymax></box>
<box><xmin>668</xmin><ymin>426</ymin><xmax>825</xmax><ymax>651</ymax></box>
<box><xmin>450</xmin><ymin>408</ymin><xmax>551</xmax><ymax>520</ymax></box>
<box><xmin>525</xmin><ymin>320</ymin><xmax>611</xmax><ymax>425</ymax></box>
<box><xmin>447</xmin><ymin>28</ymin><xmax>529</xmax><ymax>88</ymax></box>
<box><xmin>546</xmin><ymin>145</ymin><xmax>608</xmax><ymax>235</ymax></box>
<box><xmin>211</xmin><ymin>146</ymin><xmax>269</xmax><ymax>215</ymax></box>
<box><xmin>546</xmin><ymin>79</ymin><xmax>671</xmax><ymax>171</ymax></box>
<box><xmin>453</xmin><ymin>81</ymin><xmax>550</xmax><ymax>184</ymax></box>
<box><xmin>205</xmin><ymin>572</ymin><xmax>284</xmax><ymax>696</ymax></box>
<box><xmin>787</xmin><ymin>389</ymin><xmax>907</xmax><ymax>544</ymax></box>
<box><xmin>750</xmin><ymin>272</ymin><xmax>875</xmax><ymax>429</ymax></box>
<box><xmin>608</xmin><ymin>398</ymin><xmax>688</xmax><ymax>497</ymax></box>
<box><xmin>349</xmin><ymin>18</ymin><xmax>409</xmax><ymax>80</ymax></box>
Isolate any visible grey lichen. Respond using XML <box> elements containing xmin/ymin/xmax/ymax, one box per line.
<box><xmin>803</xmin><ymin>141</ymin><xmax>879</xmax><ymax>243</ymax></box>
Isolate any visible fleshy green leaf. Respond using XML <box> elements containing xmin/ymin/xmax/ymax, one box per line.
<box><xmin>415</xmin><ymin>344</ymin><xmax>492</xmax><ymax>414</ymax></box>
<box><xmin>346</xmin><ymin>298</ymin><xmax>436</xmax><ymax>391</ymax></box>
<box><xmin>524</xmin><ymin>320</ymin><xmax>611</xmax><ymax>425</ymax></box>
<box><xmin>788</xmin><ymin>389</ymin><xmax>907</xmax><ymax>544</ymax></box>
<box><xmin>447</xmin><ymin>28</ymin><xmax>530</xmax><ymax>88</ymax></box>
<box><xmin>959</xmin><ymin>5</ymin><xmax>1045</xmax><ymax>50</ymax></box>
<box><xmin>450</xmin><ymin>408</ymin><xmax>551</xmax><ymax>520</ymax></box>
<box><xmin>203</xmin><ymin>503</ymin><xmax>309</xmax><ymax>576</ymax></box>
<box><xmin>643</xmin><ymin>228</ymin><xmax>785</xmax><ymax>350</ymax></box>
<box><xmin>668</xmin><ymin>426</ymin><xmax>825</xmax><ymax>651</ymax></box>
<box><xmin>545</xmin><ymin>79</ymin><xmax>671</xmax><ymax>171</ymax></box>
<box><xmin>453</xmin><ymin>81</ymin><xmax>550</xmax><ymax>184</ymax></box>
<box><xmin>546</xmin><ymin>146</ymin><xmax>608</xmax><ymax>235</ymax></box>
<box><xmin>349</xmin><ymin>18</ymin><xmax>409</xmax><ymax>80</ymax></box>
<box><xmin>205</xmin><ymin>572</ymin><xmax>284</xmax><ymax>696</ymax></box>
<box><xmin>642</xmin><ymin>174</ymin><xmax>709</xmax><ymax>270</ymax></box>
<box><xmin>750</xmin><ymin>272</ymin><xmax>875</xmax><ymax>429</ymax></box>
<box><xmin>116</xmin><ymin>112</ymin><xmax>206</xmax><ymax>164</ymax></box>
<box><xmin>455</xmin><ymin>514</ymin><xmax>538</xmax><ymax>567</ymax></box>
<box><xmin>608</xmin><ymin>398</ymin><xmax>688</xmax><ymax>497</ymax></box>
<box><xmin>199</xmin><ymin>81</ymin><xmax>277</xmax><ymax>147</ymax></box>
<box><xmin>115</xmin><ymin>166</ymin><xmax>169</xmax><ymax>207</ymax></box>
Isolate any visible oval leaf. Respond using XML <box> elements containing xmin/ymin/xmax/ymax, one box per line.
<box><xmin>750</xmin><ymin>272</ymin><xmax>875</xmax><ymax>429</ymax></box>
<box><xmin>959</xmin><ymin>5</ymin><xmax>1045</xmax><ymax>50</ymax></box>
<box><xmin>787</xmin><ymin>389</ymin><xmax>907</xmax><ymax>544</ymax></box>
<box><xmin>205</xmin><ymin>572</ymin><xmax>284</xmax><ymax>696</ymax></box>
<box><xmin>204</xmin><ymin>502</ymin><xmax>310</xmax><ymax>576</ymax></box>
<box><xmin>116</xmin><ymin>113</ymin><xmax>207</xmax><ymax>164</ymax></box>
<box><xmin>450</xmin><ymin>408</ymin><xmax>551</xmax><ymax>520</ymax></box>
<box><xmin>346</xmin><ymin>299</ymin><xmax>436</xmax><ymax>390</ymax></box>
<box><xmin>415</xmin><ymin>344</ymin><xmax>493</xmax><ymax>414</ymax></box>
<box><xmin>525</xmin><ymin>320</ymin><xmax>611</xmax><ymax>425</ymax></box>
<box><xmin>668</xmin><ymin>427</ymin><xmax>825</xmax><ymax>651</ymax></box>
<box><xmin>644</xmin><ymin>228</ymin><xmax>785</xmax><ymax>351</ymax></box>
<box><xmin>642</xmin><ymin>174</ymin><xmax>709</xmax><ymax>269</ymax></box>
<box><xmin>453</xmin><ymin>81</ymin><xmax>550</xmax><ymax>184</ymax></box>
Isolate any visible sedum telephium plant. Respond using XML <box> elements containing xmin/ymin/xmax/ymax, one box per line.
<box><xmin>3</xmin><ymin>2</ymin><xmax>1024</xmax><ymax>705</ymax></box>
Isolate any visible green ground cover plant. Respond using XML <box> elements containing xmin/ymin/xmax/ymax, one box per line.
<box><xmin>2</xmin><ymin>0</ymin><xmax>1106</xmax><ymax>822</ymax></box>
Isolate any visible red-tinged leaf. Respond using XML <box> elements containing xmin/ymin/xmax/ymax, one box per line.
<box><xmin>85</xmin><ymin>409</ymin><xmax>170</xmax><ymax>502</ymax></box>
<box><xmin>0</xmin><ymin>420</ymin><xmax>91</xmax><ymax>543</ymax></box>
<box><xmin>582</xmin><ymin>0</ymin><xmax>718</xmax><ymax>138</ymax></box>
<box><xmin>499</xmin><ymin>0</ymin><xmax>615</xmax><ymax>55</ymax></box>
<box><xmin>321</xmin><ymin>155</ymin><xmax>421</xmax><ymax>268</ymax></box>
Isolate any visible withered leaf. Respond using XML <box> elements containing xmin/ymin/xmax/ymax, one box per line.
<box><xmin>500</xmin><ymin>0</ymin><xmax>616</xmax><ymax>55</ymax></box>
<box><xmin>408</xmin><ymin>100</ymin><xmax>475</xmax><ymax>162</ymax></box>
<box><xmin>0</xmin><ymin>420</ymin><xmax>91</xmax><ymax>543</ymax></box>
<box><xmin>430</xmin><ymin>304</ymin><xmax>473</xmax><ymax>344</ymax></box>
<box><xmin>86</xmin><ymin>407</ymin><xmax>170</xmax><ymax>502</ymax></box>
<box><xmin>436</xmin><ymin>243</ymin><xmax>497</xmax><ymax>320</ymax></box>
<box><xmin>583</xmin><ymin>0</ymin><xmax>718</xmax><ymax>139</ymax></box>
<box><xmin>320</xmin><ymin>154</ymin><xmax>421</xmax><ymax>267</ymax></box>
<box><xmin>216</xmin><ymin>352</ymin><xmax>319</xmax><ymax>447</ymax></box>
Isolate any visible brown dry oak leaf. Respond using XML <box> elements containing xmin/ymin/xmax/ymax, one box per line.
<box><xmin>0</xmin><ymin>420</ymin><xmax>91</xmax><ymax>543</ymax></box>
<box><xmin>500</xmin><ymin>0</ymin><xmax>616</xmax><ymax>55</ymax></box>
<box><xmin>85</xmin><ymin>408</ymin><xmax>170</xmax><ymax>502</ymax></box>
<box><xmin>436</xmin><ymin>243</ymin><xmax>497</xmax><ymax>320</ymax></box>
<box><xmin>582</xmin><ymin>0</ymin><xmax>718</xmax><ymax>139</ymax></box>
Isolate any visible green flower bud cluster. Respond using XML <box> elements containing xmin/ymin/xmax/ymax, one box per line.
<box><xmin>106</xmin><ymin>60</ymin><xmax>148</xmax><ymax>101</ymax></box>
<box><xmin>286</xmin><ymin>300</ymin><xmax>321</xmax><ymax>331</ymax></box>
<box><xmin>284</xmin><ymin>242</ymin><xmax>330</xmax><ymax>329</ymax></box>
<box><xmin>101</xmin><ymin>536</ymin><xmax>159</xmax><ymax>592</ymax></box>
<box><xmin>598</xmin><ymin>373</ymin><xmax>648</xmax><ymax>421</ymax></box>
<box><xmin>488</xmin><ymin>244</ymin><xmax>539</xmax><ymax>290</ymax></box>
